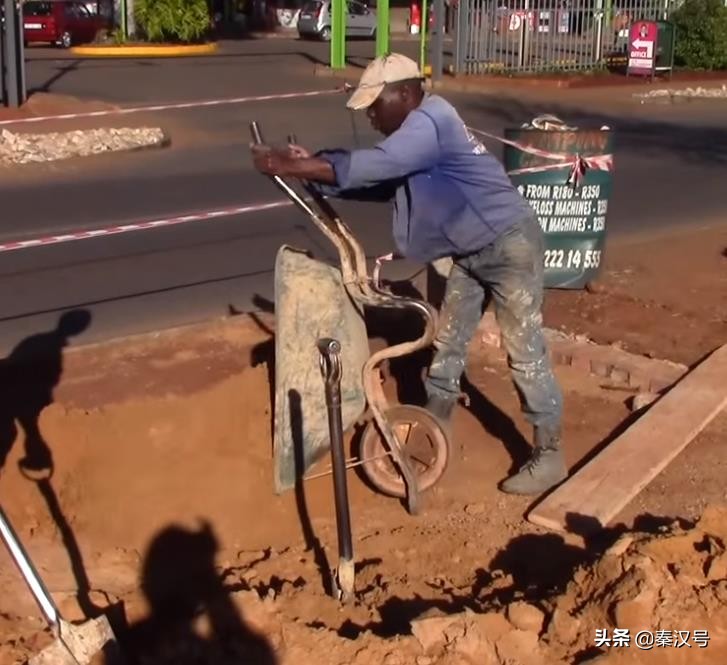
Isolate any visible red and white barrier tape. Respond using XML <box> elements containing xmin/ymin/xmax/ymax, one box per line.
<box><xmin>468</xmin><ymin>126</ymin><xmax>613</xmax><ymax>187</ymax></box>
<box><xmin>0</xmin><ymin>200</ymin><xmax>292</xmax><ymax>253</ymax></box>
<box><xmin>2</xmin><ymin>119</ymin><xmax>611</xmax><ymax>254</ymax></box>
<box><xmin>0</xmin><ymin>88</ymin><xmax>345</xmax><ymax>127</ymax></box>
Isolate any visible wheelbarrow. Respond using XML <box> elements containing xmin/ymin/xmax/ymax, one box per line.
<box><xmin>250</xmin><ymin>122</ymin><xmax>451</xmax><ymax>520</ymax></box>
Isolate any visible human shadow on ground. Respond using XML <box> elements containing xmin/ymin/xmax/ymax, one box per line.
<box><xmin>0</xmin><ymin>310</ymin><xmax>105</xmax><ymax>619</ymax></box>
<box><xmin>126</xmin><ymin>522</ymin><xmax>278</xmax><ymax>665</ymax></box>
<box><xmin>0</xmin><ymin>310</ymin><xmax>90</xmax><ymax>474</ymax></box>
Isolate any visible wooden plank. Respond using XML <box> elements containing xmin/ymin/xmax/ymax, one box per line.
<box><xmin>528</xmin><ymin>344</ymin><xmax>727</xmax><ymax>534</ymax></box>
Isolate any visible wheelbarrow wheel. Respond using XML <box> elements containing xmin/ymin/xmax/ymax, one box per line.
<box><xmin>360</xmin><ymin>405</ymin><xmax>450</xmax><ymax>498</ymax></box>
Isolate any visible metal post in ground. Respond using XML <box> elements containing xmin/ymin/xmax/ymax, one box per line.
<box><xmin>376</xmin><ymin>0</ymin><xmax>390</xmax><ymax>58</ymax></box>
<box><xmin>1</xmin><ymin>0</ymin><xmax>26</xmax><ymax>108</ymax></box>
<box><xmin>317</xmin><ymin>338</ymin><xmax>355</xmax><ymax>602</ymax></box>
<box><xmin>518</xmin><ymin>0</ymin><xmax>531</xmax><ymax>70</ymax></box>
<box><xmin>454</xmin><ymin>0</ymin><xmax>469</xmax><ymax>74</ymax></box>
<box><xmin>430</xmin><ymin>0</ymin><xmax>445</xmax><ymax>82</ymax></box>
<box><xmin>594</xmin><ymin>0</ymin><xmax>605</xmax><ymax>65</ymax></box>
<box><xmin>419</xmin><ymin>0</ymin><xmax>429</xmax><ymax>73</ymax></box>
<box><xmin>119</xmin><ymin>0</ymin><xmax>128</xmax><ymax>39</ymax></box>
<box><xmin>331</xmin><ymin>0</ymin><xmax>346</xmax><ymax>69</ymax></box>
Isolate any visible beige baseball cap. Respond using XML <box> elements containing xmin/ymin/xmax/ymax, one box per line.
<box><xmin>346</xmin><ymin>53</ymin><xmax>423</xmax><ymax>111</ymax></box>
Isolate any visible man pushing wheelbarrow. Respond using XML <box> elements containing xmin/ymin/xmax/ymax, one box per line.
<box><xmin>252</xmin><ymin>53</ymin><xmax>566</xmax><ymax>496</ymax></box>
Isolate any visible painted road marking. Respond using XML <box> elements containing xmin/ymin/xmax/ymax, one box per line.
<box><xmin>0</xmin><ymin>200</ymin><xmax>293</xmax><ymax>253</ymax></box>
<box><xmin>0</xmin><ymin>88</ymin><xmax>345</xmax><ymax>127</ymax></box>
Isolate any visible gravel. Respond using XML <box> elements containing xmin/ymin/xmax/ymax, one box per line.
<box><xmin>634</xmin><ymin>84</ymin><xmax>727</xmax><ymax>103</ymax></box>
<box><xmin>0</xmin><ymin>127</ymin><xmax>167</xmax><ymax>165</ymax></box>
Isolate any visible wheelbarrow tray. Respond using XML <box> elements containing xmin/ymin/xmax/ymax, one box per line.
<box><xmin>273</xmin><ymin>245</ymin><xmax>369</xmax><ymax>493</ymax></box>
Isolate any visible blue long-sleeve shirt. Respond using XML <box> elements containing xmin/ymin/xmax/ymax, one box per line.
<box><xmin>316</xmin><ymin>94</ymin><xmax>534</xmax><ymax>264</ymax></box>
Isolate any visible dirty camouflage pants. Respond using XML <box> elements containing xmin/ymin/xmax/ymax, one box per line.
<box><xmin>425</xmin><ymin>214</ymin><xmax>563</xmax><ymax>437</ymax></box>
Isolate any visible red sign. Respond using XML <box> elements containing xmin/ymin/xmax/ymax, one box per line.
<box><xmin>627</xmin><ymin>21</ymin><xmax>658</xmax><ymax>77</ymax></box>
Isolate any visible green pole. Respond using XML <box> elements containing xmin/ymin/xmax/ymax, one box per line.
<box><xmin>604</xmin><ymin>0</ymin><xmax>613</xmax><ymax>30</ymax></box>
<box><xmin>419</xmin><ymin>0</ymin><xmax>428</xmax><ymax>73</ymax></box>
<box><xmin>331</xmin><ymin>0</ymin><xmax>346</xmax><ymax>69</ymax></box>
<box><xmin>376</xmin><ymin>0</ymin><xmax>390</xmax><ymax>58</ymax></box>
<box><xmin>120</xmin><ymin>0</ymin><xmax>128</xmax><ymax>39</ymax></box>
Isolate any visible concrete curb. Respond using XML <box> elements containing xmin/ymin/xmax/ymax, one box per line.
<box><xmin>477</xmin><ymin>312</ymin><xmax>688</xmax><ymax>395</ymax></box>
<box><xmin>247</xmin><ymin>30</ymin><xmax>420</xmax><ymax>41</ymax></box>
<box><xmin>431</xmin><ymin>74</ymin><xmax>727</xmax><ymax>95</ymax></box>
<box><xmin>313</xmin><ymin>63</ymin><xmax>365</xmax><ymax>79</ymax></box>
<box><xmin>70</xmin><ymin>43</ymin><xmax>219</xmax><ymax>57</ymax></box>
<box><xmin>314</xmin><ymin>62</ymin><xmax>433</xmax><ymax>80</ymax></box>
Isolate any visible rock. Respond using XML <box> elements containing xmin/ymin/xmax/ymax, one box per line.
<box><xmin>506</xmin><ymin>601</ymin><xmax>546</xmax><ymax>634</ymax></box>
<box><xmin>697</xmin><ymin>505</ymin><xmax>727</xmax><ymax>541</ymax></box>
<box><xmin>605</xmin><ymin>535</ymin><xmax>635</xmax><ymax>558</ymax></box>
<box><xmin>610</xmin><ymin>582</ymin><xmax>658</xmax><ymax>632</ymax></box>
<box><xmin>237</xmin><ymin>549</ymin><xmax>267</xmax><ymax>563</ymax></box>
<box><xmin>495</xmin><ymin>629</ymin><xmax>541</xmax><ymax>665</ymax></box>
<box><xmin>230</xmin><ymin>589</ymin><xmax>264</xmax><ymax>610</ymax></box>
<box><xmin>242</xmin><ymin>568</ymin><xmax>259</xmax><ymax>583</ymax></box>
<box><xmin>411</xmin><ymin>615</ymin><xmax>463</xmax><ymax>652</ymax></box>
<box><xmin>631</xmin><ymin>393</ymin><xmax>659</xmax><ymax>412</ymax></box>
<box><xmin>229</xmin><ymin>589</ymin><xmax>277</xmax><ymax>632</ymax></box>
<box><xmin>465</xmin><ymin>503</ymin><xmax>486</xmax><ymax>516</ymax></box>
<box><xmin>416</xmin><ymin>657</ymin><xmax>433</xmax><ymax>665</ymax></box>
<box><xmin>56</xmin><ymin>592</ymin><xmax>105</xmax><ymax>623</ymax></box>
<box><xmin>547</xmin><ymin>607</ymin><xmax>580</xmax><ymax>645</ymax></box>
<box><xmin>586</xmin><ymin>281</ymin><xmax>608</xmax><ymax>294</ymax></box>
<box><xmin>706</xmin><ymin>553</ymin><xmax>727</xmax><ymax>582</ymax></box>
<box><xmin>453</xmin><ymin>620</ymin><xmax>499</xmax><ymax>664</ymax></box>
<box><xmin>470</xmin><ymin>612</ymin><xmax>512</xmax><ymax>643</ymax></box>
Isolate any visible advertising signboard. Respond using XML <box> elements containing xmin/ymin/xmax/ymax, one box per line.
<box><xmin>627</xmin><ymin>20</ymin><xmax>658</xmax><ymax>78</ymax></box>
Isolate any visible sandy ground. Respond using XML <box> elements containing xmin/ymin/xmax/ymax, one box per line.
<box><xmin>0</xmin><ymin>224</ymin><xmax>725</xmax><ymax>664</ymax></box>
<box><xmin>544</xmin><ymin>221</ymin><xmax>727</xmax><ymax>367</ymax></box>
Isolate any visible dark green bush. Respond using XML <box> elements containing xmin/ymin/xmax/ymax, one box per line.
<box><xmin>672</xmin><ymin>0</ymin><xmax>727</xmax><ymax>69</ymax></box>
<box><xmin>135</xmin><ymin>0</ymin><xmax>210</xmax><ymax>44</ymax></box>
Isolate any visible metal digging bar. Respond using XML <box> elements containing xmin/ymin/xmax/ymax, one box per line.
<box><xmin>249</xmin><ymin>121</ymin><xmax>439</xmax><ymax>515</ymax></box>
<box><xmin>317</xmin><ymin>337</ymin><xmax>355</xmax><ymax>601</ymax></box>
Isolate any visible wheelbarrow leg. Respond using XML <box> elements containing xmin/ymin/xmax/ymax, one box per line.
<box><xmin>317</xmin><ymin>338</ymin><xmax>355</xmax><ymax>602</ymax></box>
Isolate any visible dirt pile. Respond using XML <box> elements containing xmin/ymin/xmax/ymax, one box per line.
<box><xmin>1</xmin><ymin>313</ymin><xmax>724</xmax><ymax>665</ymax></box>
<box><xmin>542</xmin><ymin>505</ymin><xmax>727</xmax><ymax>664</ymax></box>
<box><xmin>73</xmin><ymin>505</ymin><xmax>723</xmax><ymax>665</ymax></box>
<box><xmin>400</xmin><ymin>506</ymin><xmax>727</xmax><ymax>665</ymax></box>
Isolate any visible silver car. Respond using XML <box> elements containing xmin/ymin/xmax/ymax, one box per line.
<box><xmin>297</xmin><ymin>0</ymin><xmax>377</xmax><ymax>41</ymax></box>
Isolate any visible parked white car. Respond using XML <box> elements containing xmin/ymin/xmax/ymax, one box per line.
<box><xmin>297</xmin><ymin>0</ymin><xmax>377</xmax><ymax>41</ymax></box>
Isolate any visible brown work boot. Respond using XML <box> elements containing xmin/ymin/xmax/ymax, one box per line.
<box><xmin>500</xmin><ymin>428</ymin><xmax>567</xmax><ymax>496</ymax></box>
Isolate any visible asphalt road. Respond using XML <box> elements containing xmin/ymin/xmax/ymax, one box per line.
<box><xmin>2</xmin><ymin>39</ymin><xmax>727</xmax><ymax>355</ymax></box>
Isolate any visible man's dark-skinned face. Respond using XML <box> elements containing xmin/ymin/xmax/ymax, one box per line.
<box><xmin>365</xmin><ymin>82</ymin><xmax>422</xmax><ymax>137</ymax></box>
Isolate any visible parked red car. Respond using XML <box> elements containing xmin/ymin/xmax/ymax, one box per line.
<box><xmin>23</xmin><ymin>1</ymin><xmax>109</xmax><ymax>48</ymax></box>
